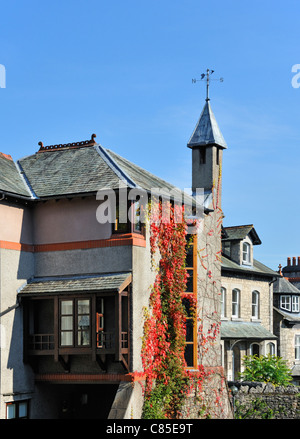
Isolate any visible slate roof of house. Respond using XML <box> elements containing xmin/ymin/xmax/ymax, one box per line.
<box><xmin>222</xmin><ymin>225</ymin><xmax>261</xmax><ymax>245</ymax></box>
<box><xmin>273</xmin><ymin>276</ymin><xmax>300</xmax><ymax>295</ymax></box>
<box><xmin>273</xmin><ymin>307</ymin><xmax>300</xmax><ymax>323</ymax></box>
<box><xmin>221</xmin><ymin>255</ymin><xmax>279</xmax><ymax>278</ymax></box>
<box><xmin>6</xmin><ymin>139</ymin><xmax>193</xmax><ymax>204</ymax></box>
<box><xmin>18</xmin><ymin>272</ymin><xmax>132</xmax><ymax>296</ymax></box>
<box><xmin>221</xmin><ymin>321</ymin><xmax>277</xmax><ymax>340</ymax></box>
<box><xmin>0</xmin><ymin>153</ymin><xmax>31</xmax><ymax>197</ymax></box>
<box><xmin>187</xmin><ymin>100</ymin><xmax>227</xmax><ymax>149</ymax></box>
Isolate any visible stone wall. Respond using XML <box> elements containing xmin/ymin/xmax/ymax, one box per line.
<box><xmin>229</xmin><ymin>381</ymin><xmax>300</xmax><ymax>419</ymax></box>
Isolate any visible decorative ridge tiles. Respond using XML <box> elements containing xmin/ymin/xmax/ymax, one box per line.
<box><xmin>38</xmin><ymin>133</ymin><xmax>97</xmax><ymax>153</ymax></box>
<box><xmin>0</xmin><ymin>152</ymin><xmax>13</xmax><ymax>161</ymax></box>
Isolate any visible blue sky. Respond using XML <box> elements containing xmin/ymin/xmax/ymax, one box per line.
<box><xmin>0</xmin><ymin>0</ymin><xmax>299</xmax><ymax>271</ymax></box>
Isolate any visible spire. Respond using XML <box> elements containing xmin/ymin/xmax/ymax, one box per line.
<box><xmin>187</xmin><ymin>100</ymin><xmax>227</xmax><ymax>149</ymax></box>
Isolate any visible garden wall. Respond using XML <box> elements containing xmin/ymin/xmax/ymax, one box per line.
<box><xmin>228</xmin><ymin>381</ymin><xmax>300</xmax><ymax>419</ymax></box>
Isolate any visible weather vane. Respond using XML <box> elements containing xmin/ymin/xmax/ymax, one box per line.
<box><xmin>192</xmin><ymin>69</ymin><xmax>223</xmax><ymax>101</ymax></box>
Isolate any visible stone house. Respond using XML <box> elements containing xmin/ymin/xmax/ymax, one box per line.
<box><xmin>0</xmin><ymin>96</ymin><xmax>231</xmax><ymax>418</ymax></box>
<box><xmin>220</xmin><ymin>224</ymin><xmax>279</xmax><ymax>381</ymax></box>
<box><xmin>273</xmin><ymin>265</ymin><xmax>300</xmax><ymax>385</ymax></box>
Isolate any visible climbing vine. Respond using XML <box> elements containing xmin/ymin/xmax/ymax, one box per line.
<box><xmin>141</xmin><ymin>166</ymin><xmax>227</xmax><ymax>419</ymax></box>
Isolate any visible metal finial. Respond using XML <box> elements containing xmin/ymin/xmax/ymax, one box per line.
<box><xmin>192</xmin><ymin>69</ymin><xmax>223</xmax><ymax>101</ymax></box>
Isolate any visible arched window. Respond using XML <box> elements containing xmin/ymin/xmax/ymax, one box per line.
<box><xmin>232</xmin><ymin>289</ymin><xmax>240</xmax><ymax>318</ymax></box>
<box><xmin>267</xmin><ymin>342</ymin><xmax>275</xmax><ymax>356</ymax></box>
<box><xmin>221</xmin><ymin>287</ymin><xmax>226</xmax><ymax>318</ymax></box>
<box><xmin>242</xmin><ymin>242</ymin><xmax>251</xmax><ymax>264</ymax></box>
<box><xmin>295</xmin><ymin>335</ymin><xmax>300</xmax><ymax>360</ymax></box>
<box><xmin>252</xmin><ymin>290</ymin><xmax>260</xmax><ymax>319</ymax></box>
<box><xmin>250</xmin><ymin>343</ymin><xmax>260</xmax><ymax>356</ymax></box>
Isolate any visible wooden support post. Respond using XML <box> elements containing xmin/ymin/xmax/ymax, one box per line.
<box><xmin>54</xmin><ymin>296</ymin><xmax>59</xmax><ymax>362</ymax></box>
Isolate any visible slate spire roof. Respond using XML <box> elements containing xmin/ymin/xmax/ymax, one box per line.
<box><xmin>187</xmin><ymin>100</ymin><xmax>227</xmax><ymax>149</ymax></box>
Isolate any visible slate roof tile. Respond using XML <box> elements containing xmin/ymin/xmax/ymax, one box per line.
<box><xmin>0</xmin><ymin>153</ymin><xmax>31</xmax><ymax>197</ymax></box>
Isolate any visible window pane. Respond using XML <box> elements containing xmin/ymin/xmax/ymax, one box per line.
<box><xmin>186</xmin><ymin>269</ymin><xmax>193</xmax><ymax>292</ymax></box>
<box><xmin>184</xmin><ymin>344</ymin><xmax>194</xmax><ymax>367</ymax></box>
<box><xmin>61</xmin><ymin>331</ymin><xmax>73</xmax><ymax>346</ymax></box>
<box><xmin>292</xmin><ymin>296</ymin><xmax>299</xmax><ymax>312</ymax></box>
<box><xmin>61</xmin><ymin>300</ymin><xmax>73</xmax><ymax>315</ymax></box>
<box><xmin>19</xmin><ymin>402</ymin><xmax>28</xmax><ymax>418</ymax></box>
<box><xmin>232</xmin><ymin>289</ymin><xmax>239</xmax><ymax>317</ymax></box>
<box><xmin>186</xmin><ymin>320</ymin><xmax>194</xmax><ymax>342</ymax></box>
<box><xmin>281</xmin><ymin>296</ymin><xmax>291</xmax><ymax>311</ymax></box>
<box><xmin>7</xmin><ymin>404</ymin><xmax>16</xmax><ymax>419</ymax></box>
<box><xmin>182</xmin><ymin>298</ymin><xmax>192</xmax><ymax>317</ymax></box>
<box><xmin>61</xmin><ymin>316</ymin><xmax>73</xmax><ymax>330</ymax></box>
<box><xmin>243</xmin><ymin>243</ymin><xmax>250</xmax><ymax>262</ymax></box>
<box><xmin>78</xmin><ymin>300</ymin><xmax>89</xmax><ymax>314</ymax></box>
<box><xmin>295</xmin><ymin>336</ymin><xmax>300</xmax><ymax>360</ymax></box>
<box><xmin>221</xmin><ymin>288</ymin><xmax>226</xmax><ymax>317</ymax></box>
<box><xmin>78</xmin><ymin>330</ymin><xmax>90</xmax><ymax>346</ymax></box>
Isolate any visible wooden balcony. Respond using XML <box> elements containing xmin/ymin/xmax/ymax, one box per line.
<box><xmin>27</xmin><ymin>331</ymin><xmax>129</xmax><ymax>356</ymax></box>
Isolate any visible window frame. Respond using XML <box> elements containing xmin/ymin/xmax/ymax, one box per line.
<box><xmin>232</xmin><ymin>288</ymin><xmax>240</xmax><ymax>318</ymax></box>
<box><xmin>292</xmin><ymin>296</ymin><xmax>300</xmax><ymax>313</ymax></box>
<box><xmin>267</xmin><ymin>342</ymin><xmax>275</xmax><ymax>356</ymax></box>
<box><xmin>251</xmin><ymin>290</ymin><xmax>260</xmax><ymax>319</ymax></box>
<box><xmin>242</xmin><ymin>242</ymin><xmax>251</xmax><ymax>265</ymax></box>
<box><xmin>295</xmin><ymin>335</ymin><xmax>300</xmax><ymax>361</ymax></box>
<box><xmin>183</xmin><ymin>234</ymin><xmax>197</xmax><ymax>369</ymax></box>
<box><xmin>221</xmin><ymin>287</ymin><xmax>226</xmax><ymax>318</ymax></box>
<box><xmin>6</xmin><ymin>400</ymin><xmax>29</xmax><ymax>419</ymax></box>
<box><xmin>250</xmin><ymin>342</ymin><xmax>260</xmax><ymax>356</ymax></box>
<box><xmin>280</xmin><ymin>295</ymin><xmax>291</xmax><ymax>311</ymax></box>
<box><xmin>59</xmin><ymin>297</ymin><xmax>91</xmax><ymax>348</ymax></box>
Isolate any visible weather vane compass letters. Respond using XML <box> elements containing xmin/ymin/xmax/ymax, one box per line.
<box><xmin>192</xmin><ymin>69</ymin><xmax>223</xmax><ymax>101</ymax></box>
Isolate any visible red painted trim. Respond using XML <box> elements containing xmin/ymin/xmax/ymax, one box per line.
<box><xmin>0</xmin><ymin>241</ymin><xmax>34</xmax><ymax>252</ymax></box>
<box><xmin>0</xmin><ymin>233</ymin><xmax>146</xmax><ymax>253</ymax></box>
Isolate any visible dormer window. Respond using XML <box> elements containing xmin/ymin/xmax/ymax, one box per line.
<box><xmin>280</xmin><ymin>295</ymin><xmax>300</xmax><ymax>312</ymax></box>
<box><xmin>292</xmin><ymin>296</ymin><xmax>300</xmax><ymax>313</ymax></box>
<box><xmin>242</xmin><ymin>242</ymin><xmax>251</xmax><ymax>264</ymax></box>
<box><xmin>281</xmin><ymin>295</ymin><xmax>291</xmax><ymax>311</ymax></box>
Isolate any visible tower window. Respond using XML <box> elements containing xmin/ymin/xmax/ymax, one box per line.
<box><xmin>216</xmin><ymin>148</ymin><xmax>220</xmax><ymax>165</ymax></box>
<box><xmin>200</xmin><ymin>148</ymin><xmax>206</xmax><ymax>164</ymax></box>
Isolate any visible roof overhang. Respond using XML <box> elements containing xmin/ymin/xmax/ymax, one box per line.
<box><xmin>221</xmin><ymin>321</ymin><xmax>277</xmax><ymax>340</ymax></box>
<box><xmin>18</xmin><ymin>273</ymin><xmax>132</xmax><ymax>297</ymax></box>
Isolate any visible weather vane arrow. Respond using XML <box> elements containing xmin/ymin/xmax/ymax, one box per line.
<box><xmin>192</xmin><ymin>69</ymin><xmax>223</xmax><ymax>101</ymax></box>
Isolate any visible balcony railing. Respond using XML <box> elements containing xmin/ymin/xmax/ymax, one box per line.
<box><xmin>28</xmin><ymin>334</ymin><xmax>54</xmax><ymax>351</ymax></box>
<box><xmin>27</xmin><ymin>331</ymin><xmax>128</xmax><ymax>354</ymax></box>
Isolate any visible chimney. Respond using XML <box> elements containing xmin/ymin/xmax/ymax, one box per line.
<box><xmin>293</xmin><ymin>257</ymin><xmax>296</xmax><ymax>266</ymax></box>
<box><xmin>298</xmin><ymin>257</ymin><xmax>300</xmax><ymax>266</ymax></box>
<box><xmin>287</xmin><ymin>257</ymin><xmax>291</xmax><ymax>266</ymax></box>
<box><xmin>278</xmin><ymin>264</ymin><xmax>282</xmax><ymax>276</ymax></box>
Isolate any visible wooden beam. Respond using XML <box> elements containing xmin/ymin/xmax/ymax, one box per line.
<box><xmin>95</xmin><ymin>355</ymin><xmax>107</xmax><ymax>372</ymax></box>
<box><xmin>58</xmin><ymin>355</ymin><xmax>70</xmax><ymax>372</ymax></box>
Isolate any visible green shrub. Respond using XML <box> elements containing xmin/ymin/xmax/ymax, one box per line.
<box><xmin>239</xmin><ymin>354</ymin><xmax>292</xmax><ymax>386</ymax></box>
